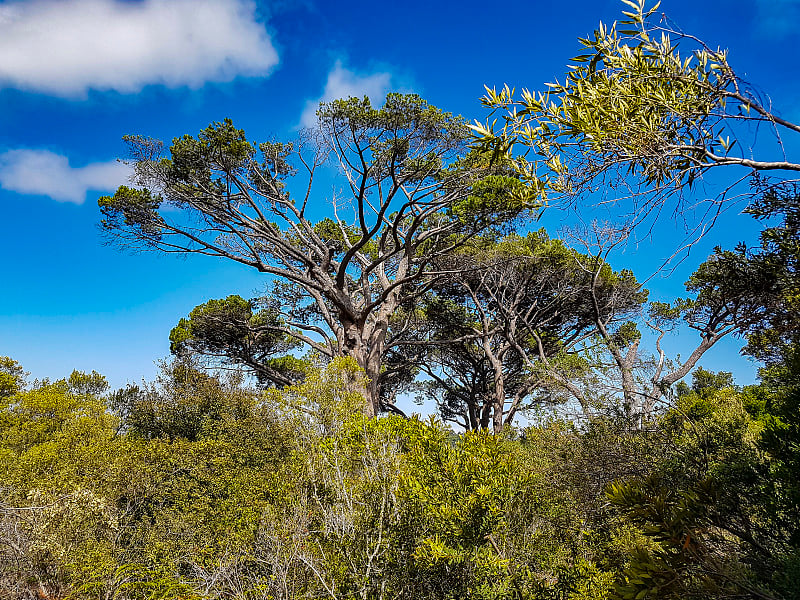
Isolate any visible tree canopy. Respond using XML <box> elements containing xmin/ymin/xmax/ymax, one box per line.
<box><xmin>472</xmin><ymin>0</ymin><xmax>800</xmax><ymax>240</ymax></box>
<box><xmin>5</xmin><ymin>1</ymin><xmax>800</xmax><ymax>598</ymax></box>
<box><xmin>99</xmin><ymin>94</ymin><xmax>538</xmax><ymax>416</ymax></box>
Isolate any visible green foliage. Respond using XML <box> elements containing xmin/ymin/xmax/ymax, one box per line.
<box><xmin>0</xmin><ymin>358</ymin><xmax>307</xmax><ymax>599</ymax></box>
<box><xmin>7</xmin><ymin>353</ymin><xmax>796</xmax><ymax>599</ymax></box>
<box><xmin>675</xmin><ymin>367</ymin><xmax>735</xmax><ymax>399</ymax></box>
<box><xmin>0</xmin><ymin>373</ymin><xmax>119</xmax><ymax>597</ymax></box>
<box><xmin>169</xmin><ymin>295</ymin><xmax>306</xmax><ymax>388</ymax></box>
<box><xmin>744</xmin><ymin>348</ymin><xmax>800</xmax><ymax>552</ymax></box>
<box><xmin>98</xmin><ymin>185</ymin><xmax>163</xmax><ymax>238</ymax></box>
<box><xmin>736</xmin><ymin>185</ymin><xmax>800</xmax><ymax>363</ymax></box>
<box><xmin>416</xmin><ymin>228</ymin><xmax>647</xmax><ymax>428</ymax></box>
<box><xmin>396</xmin><ymin>424</ymin><xmax>524</xmax><ymax>598</ymax></box>
<box><xmin>473</xmin><ymin>0</ymin><xmax>735</xmax><ymax>187</ymax></box>
<box><xmin>447</xmin><ymin>150</ymin><xmax>543</xmax><ymax>228</ymax></box>
<box><xmin>607</xmin><ymin>475</ymin><xmax>722</xmax><ymax>599</ymax></box>
<box><xmin>115</xmin><ymin>359</ymin><xmax>257</xmax><ymax>441</ymax></box>
<box><xmin>473</xmin><ymin>0</ymin><xmax>799</xmax><ymax>250</ymax></box>
<box><xmin>168</xmin><ymin>118</ymin><xmax>254</xmax><ymax>184</ymax></box>
<box><xmin>1</xmin><ymin>357</ymin><xmax>641</xmax><ymax>599</ymax></box>
<box><xmin>0</xmin><ymin>355</ymin><xmax>26</xmax><ymax>398</ymax></box>
<box><xmin>607</xmin><ymin>375</ymin><xmax>800</xmax><ymax>599</ymax></box>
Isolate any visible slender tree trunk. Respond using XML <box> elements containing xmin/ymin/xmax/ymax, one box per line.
<box><xmin>619</xmin><ymin>341</ymin><xmax>640</xmax><ymax>422</ymax></box>
<box><xmin>491</xmin><ymin>376</ymin><xmax>505</xmax><ymax>433</ymax></box>
<box><xmin>479</xmin><ymin>401</ymin><xmax>492</xmax><ymax>430</ymax></box>
<box><xmin>467</xmin><ymin>397</ymin><xmax>479</xmax><ymax>430</ymax></box>
<box><xmin>486</xmin><ymin>350</ymin><xmax>506</xmax><ymax>433</ymax></box>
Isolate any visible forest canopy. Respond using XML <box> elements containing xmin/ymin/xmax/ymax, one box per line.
<box><xmin>2</xmin><ymin>1</ymin><xmax>799</xmax><ymax>599</ymax></box>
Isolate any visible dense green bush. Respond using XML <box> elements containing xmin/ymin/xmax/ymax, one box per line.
<box><xmin>1</xmin><ymin>357</ymin><xmax>796</xmax><ymax>599</ymax></box>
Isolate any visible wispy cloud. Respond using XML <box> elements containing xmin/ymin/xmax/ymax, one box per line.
<box><xmin>754</xmin><ymin>0</ymin><xmax>800</xmax><ymax>37</ymax></box>
<box><xmin>299</xmin><ymin>61</ymin><xmax>395</xmax><ymax>128</ymax></box>
<box><xmin>0</xmin><ymin>0</ymin><xmax>279</xmax><ymax>97</ymax></box>
<box><xmin>0</xmin><ymin>150</ymin><xmax>131</xmax><ymax>204</ymax></box>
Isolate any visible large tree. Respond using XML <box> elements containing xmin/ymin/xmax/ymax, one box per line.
<box><xmin>593</xmin><ymin>181</ymin><xmax>800</xmax><ymax>421</ymax></box>
<box><xmin>416</xmin><ymin>230</ymin><xmax>646</xmax><ymax>431</ymax></box>
<box><xmin>697</xmin><ymin>183</ymin><xmax>800</xmax><ymax>365</ymax></box>
<box><xmin>99</xmin><ymin>94</ymin><xmax>535</xmax><ymax>416</ymax></box>
<box><xmin>417</xmin><ymin>219</ymin><xmax>788</xmax><ymax>429</ymax></box>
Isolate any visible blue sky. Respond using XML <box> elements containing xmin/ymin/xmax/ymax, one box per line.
<box><xmin>1</xmin><ymin>0</ymin><xmax>798</xmax><ymax>393</ymax></box>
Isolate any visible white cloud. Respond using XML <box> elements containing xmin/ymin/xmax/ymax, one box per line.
<box><xmin>0</xmin><ymin>0</ymin><xmax>278</xmax><ymax>97</ymax></box>
<box><xmin>300</xmin><ymin>61</ymin><xmax>394</xmax><ymax>128</ymax></box>
<box><xmin>0</xmin><ymin>149</ymin><xmax>131</xmax><ymax>204</ymax></box>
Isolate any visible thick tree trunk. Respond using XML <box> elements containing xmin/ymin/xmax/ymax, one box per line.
<box><xmin>340</xmin><ymin>316</ymin><xmax>387</xmax><ymax>418</ymax></box>
<box><xmin>344</xmin><ymin>361</ymin><xmax>376</xmax><ymax>418</ymax></box>
<box><xmin>363</xmin><ymin>360</ymin><xmax>382</xmax><ymax>418</ymax></box>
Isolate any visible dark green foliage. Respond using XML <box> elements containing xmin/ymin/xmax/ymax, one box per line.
<box><xmin>169</xmin><ymin>294</ymin><xmax>307</xmax><ymax>387</ymax></box>
<box><xmin>114</xmin><ymin>360</ymin><xmax>254</xmax><ymax>441</ymax></box>
<box><xmin>675</xmin><ymin>367</ymin><xmax>736</xmax><ymax>398</ymax></box>
<box><xmin>416</xmin><ymin>229</ymin><xmax>647</xmax><ymax>429</ymax></box>
<box><xmin>745</xmin><ymin>349</ymin><xmax>800</xmax><ymax>549</ymax></box>
<box><xmin>739</xmin><ymin>184</ymin><xmax>800</xmax><ymax>363</ymax></box>
<box><xmin>608</xmin><ymin>367</ymin><xmax>800</xmax><ymax>599</ymax></box>
<box><xmin>98</xmin><ymin>185</ymin><xmax>163</xmax><ymax>238</ymax></box>
<box><xmin>18</xmin><ymin>5</ymin><xmax>799</xmax><ymax>599</ymax></box>
<box><xmin>99</xmin><ymin>93</ymin><xmax>535</xmax><ymax>416</ymax></box>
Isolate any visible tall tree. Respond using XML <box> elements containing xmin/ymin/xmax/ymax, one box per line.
<box><xmin>0</xmin><ymin>356</ymin><xmax>26</xmax><ymax>399</ymax></box>
<box><xmin>416</xmin><ymin>230</ymin><xmax>646</xmax><ymax>431</ymax></box>
<box><xmin>532</xmin><ymin>233</ymin><xmax>747</xmax><ymax>425</ymax></box>
<box><xmin>699</xmin><ymin>183</ymin><xmax>800</xmax><ymax>365</ymax></box>
<box><xmin>99</xmin><ymin>94</ymin><xmax>536</xmax><ymax>416</ymax></box>
<box><xmin>548</xmin><ymin>183</ymin><xmax>799</xmax><ymax>425</ymax></box>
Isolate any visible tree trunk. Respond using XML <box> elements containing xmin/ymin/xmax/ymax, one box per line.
<box><xmin>486</xmin><ymin>349</ymin><xmax>506</xmax><ymax>433</ymax></box>
<box><xmin>491</xmin><ymin>376</ymin><xmax>505</xmax><ymax>433</ymax></box>
<box><xmin>340</xmin><ymin>316</ymin><xmax>387</xmax><ymax>418</ymax></box>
